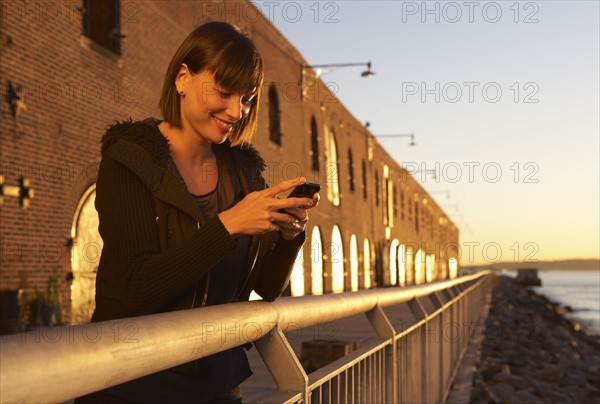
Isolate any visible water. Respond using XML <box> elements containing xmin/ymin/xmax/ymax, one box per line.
<box><xmin>503</xmin><ymin>270</ymin><xmax>600</xmax><ymax>335</ymax></box>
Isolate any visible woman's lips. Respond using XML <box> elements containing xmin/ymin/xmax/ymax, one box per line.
<box><xmin>213</xmin><ymin>115</ymin><xmax>233</xmax><ymax>133</ymax></box>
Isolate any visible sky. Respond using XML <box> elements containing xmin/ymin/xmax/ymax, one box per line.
<box><xmin>261</xmin><ymin>0</ymin><xmax>599</xmax><ymax>266</ymax></box>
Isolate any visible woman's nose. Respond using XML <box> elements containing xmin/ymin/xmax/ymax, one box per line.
<box><xmin>225</xmin><ymin>97</ymin><xmax>243</xmax><ymax>121</ymax></box>
<box><xmin>225</xmin><ymin>96</ymin><xmax>250</xmax><ymax>121</ymax></box>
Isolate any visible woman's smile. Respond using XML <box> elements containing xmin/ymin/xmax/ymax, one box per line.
<box><xmin>212</xmin><ymin>115</ymin><xmax>234</xmax><ymax>133</ymax></box>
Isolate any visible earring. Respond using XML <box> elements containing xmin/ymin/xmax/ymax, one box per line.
<box><xmin>179</xmin><ymin>89</ymin><xmax>185</xmax><ymax>95</ymax></box>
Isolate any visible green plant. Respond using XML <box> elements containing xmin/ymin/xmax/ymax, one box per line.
<box><xmin>28</xmin><ymin>276</ymin><xmax>62</xmax><ymax>326</ymax></box>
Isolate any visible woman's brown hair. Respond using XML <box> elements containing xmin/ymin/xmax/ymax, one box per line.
<box><xmin>159</xmin><ymin>22</ymin><xmax>264</xmax><ymax>146</ymax></box>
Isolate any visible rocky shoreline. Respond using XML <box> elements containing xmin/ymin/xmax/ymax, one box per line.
<box><xmin>470</xmin><ymin>275</ymin><xmax>600</xmax><ymax>403</ymax></box>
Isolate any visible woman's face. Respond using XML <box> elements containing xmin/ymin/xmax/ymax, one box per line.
<box><xmin>178</xmin><ymin>68</ymin><xmax>255</xmax><ymax>144</ymax></box>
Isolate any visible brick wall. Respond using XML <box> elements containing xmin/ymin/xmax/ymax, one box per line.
<box><xmin>0</xmin><ymin>0</ymin><xmax>459</xmax><ymax>324</ymax></box>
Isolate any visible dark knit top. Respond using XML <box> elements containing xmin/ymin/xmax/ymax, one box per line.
<box><xmin>75</xmin><ymin>118</ymin><xmax>304</xmax><ymax>403</ymax></box>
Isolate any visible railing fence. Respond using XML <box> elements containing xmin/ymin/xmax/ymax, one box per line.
<box><xmin>1</xmin><ymin>271</ymin><xmax>491</xmax><ymax>403</ymax></box>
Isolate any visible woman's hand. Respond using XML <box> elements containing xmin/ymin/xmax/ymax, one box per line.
<box><xmin>218</xmin><ymin>177</ymin><xmax>315</xmax><ymax>237</ymax></box>
<box><xmin>276</xmin><ymin>185</ymin><xmax>320</xmax><ymax>240</ymax></box>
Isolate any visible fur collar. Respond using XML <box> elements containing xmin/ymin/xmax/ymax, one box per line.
<box><xmin>101</xmin><ymin>117</ymin><xmax>266</xmax><ymax>172</ymax></box>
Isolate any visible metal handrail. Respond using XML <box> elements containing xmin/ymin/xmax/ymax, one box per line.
<box><xmin>1</xmin><ymin>271</ymin><xmax>491</xmax><ymax>402</ymax></box>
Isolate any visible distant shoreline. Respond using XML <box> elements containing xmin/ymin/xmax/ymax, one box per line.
<box><xmin>462</xmin><ymin>258</ymin><xmax>600</xmax><ymax>272</ymax></box>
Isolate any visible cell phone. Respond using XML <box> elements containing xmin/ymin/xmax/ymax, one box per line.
<box><xmin>278</xmin><ymin>182</ymin><xmax>320</xmax><ymax>213</ymax></box>
<box><xmin>287</xmin><ymin>182</ymin><xmax>321</xmax><ymax>198</ymax></box>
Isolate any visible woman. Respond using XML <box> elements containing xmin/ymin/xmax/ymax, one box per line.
<box><xmin>76</xmin><ymin>22</ymin><xmax>318</xmax><ymax>403</ymax></box>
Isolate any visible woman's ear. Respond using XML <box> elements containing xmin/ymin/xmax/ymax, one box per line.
<box><xmin>175</xmin><ymin>63</ymin><xmax>190</xmax><ymax>94</ymax></box>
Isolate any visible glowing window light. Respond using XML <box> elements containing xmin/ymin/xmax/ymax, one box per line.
<box><xmin>311</xmin><ymin>226</ymin><xmax>324</xmax><ymax>295</ymax></box>
<box><xmin>350</xmin><ymin>234</ymin><xmax>359</xmax><ymax>291</ymax></box>
<box><xmin>389</xmin><ymin>239</ymin><xmax>399</xmax><ymax>286</ymax></box>
<box><xmin>449</xmin><ymin>258</ymin><xmax>458</xmax><ymax>279</ymax></box>
<box><xmin>364</xmin><ymin>238</ymin><xmax>372</xmax><ymax>289</ymax></box>
<box><xmin>290</xmin><ymin>248</ymin><xmax>304</xmax><ymax>296</ymax></box>
<box><xmin>331</xmin><ymin>225</ymin><xmax>344</xmax><ymax>293</ymax></box>
<box><xmin>398</xmin><ymin>244</ymin><xmax>406</xmax><ymax>286</ymax></box>
<box><xmin>415</xmin><ymin>249</ymin><xmax>424</xmax><ymax>284</ymax></box>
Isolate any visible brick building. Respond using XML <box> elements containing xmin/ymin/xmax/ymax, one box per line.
<box><xmin>0</xmin><ymin>0</ymin><xmax>459</xmax><ymax>326</ymax></box>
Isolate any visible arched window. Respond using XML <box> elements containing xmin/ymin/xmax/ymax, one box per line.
<box><xmin>348</xmin><ymin>149</ymin><xmax>355</xmax><ymax>192</ymax></box>
<box><xmin>310</xmin><ymin>116</ymin><xmax>319</xmax><ymax>172</ymax></box>
<box><xmin>324</xmin><ymin>126</ymin><xmax>340</xmax><ymax>206</ymax></box>
<box><xmin>400</xmin><ymin>190</ymin><xmax>405</xmax><ymax>221</ymax></box>
<box><xmin>362</xmin><ymin>160</ymin><xmax>367</xmax><ymax>200</ymax></box>
<box><xmin>374</xmin><ymin>171</ymin><xmax>380</xmax><ymax>207</ymax></box>
<box><xmin>83</xmin><ymin>0</ymin><xmax>121</xmax><ymax>54</ymax></box>
<box><xmin>415</xmin><ymin>202</ymin><xmax>420</xmax><ymax>233</ymax></box>
<box><xmin>268</xmin><ymin>84</ymin><xmax>281</xmax><ymax>145</ymax></box>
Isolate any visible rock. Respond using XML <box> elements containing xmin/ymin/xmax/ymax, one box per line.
<box><xmin>481</xmin><ymin>364</ymin><xmax>508</xmax><ymax>381</ymax></box>
<box><xmin>514</xmin><ymin>388</ymin><xmax>543</xmax><ymax>404</ymax></box>
<box><xmin>467</xmin><ymin>276</ymin><xmax>600</xmax><ymax>404</ymax></box>
<box><xmin>507</xmin><ymin>354</ymin><xmax>529</xmax><ymax>368</ymax></box>
<box><xmin>561</xmin><ymin>373</ymin><xmax>588</xmax><ymax>388</ymax></box>
<box><xmin>492</xmin><ymin>373</ymin><xmax>532</xmax><ymax>389</ymax></box>
<box><xmin>533</xmin><ymin>365</ymin><xmax>565</xmax><ymax>382</ymax></box>
<box><xmin>490</xmin><ymin>382</ymin><xmax>514</xmax><ymax>404</ymax></box>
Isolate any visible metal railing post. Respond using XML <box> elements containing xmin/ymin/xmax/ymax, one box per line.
<box><xmin>407</xmin><ymin>297</ymin><xmax>428</xmax><ymax>403</ymax></box>
<box><xmin>366</xmin><ymin>304</ymin><xmax>396</xmax><ymax>403</ymax></box>
<box><xmin>253</xmin><ymin>325</ymin><xmax>308</xmax><ymax>400</ymax></box>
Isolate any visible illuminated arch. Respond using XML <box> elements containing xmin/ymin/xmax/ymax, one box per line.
<box><xmin>364</xmin><ymin>238</ymin><xmax>372</xmax><ymax>289</ymax></box>
<box><xmin>405</xmin><ymin>246</ymin><xmax>415</xmax><ymax>285</ymax></box>
<box><xmin>349</xmin><ymin>234</ymin><xmax>359</xmax><ymax>291</ymax></box>
<box><xmin>331</xmin><ymin>225</ymin><xmax>344</xmax><ymax>293</ymax></box>
<box><xmin>398</xmin><ymin>244</ymin><xmax>407</xmax><ymax>286</ymax></box>
<box><xmin>425</xmin><ymin>254</ymin><xmax>435</xmax><ymax>283</ymax></box>
<box><xmin>324</xmin><ymin>125</ymin><xmax>340</xmax><ymax>206</ymax></box>
<box><xmin>389</xmin><ymin>239</ymin><xmax>399</xmax><ymax>286</ymax></box>
<box><xmin>415</xmin><ymin>249</ymin><xmax>425</xmax><ymax>284</ymax></box>
<box><xmin>310</xmin><ymin>226</ymin><xmax>324</xmax><ymax>295</ymax></box>
<box><xmin>290</xmin><ymin>248</ymin><xmax>304</xmax><ymax>296</ymax></box>
<box><xmin>449</xmin><ymin>258</ymin><xmax>458</xmax><ymax>279</ymax></box>
<box><xmin>70</xmin><ymin>185</ymin><xmax>102</xmax><ymax>324</ymax></box>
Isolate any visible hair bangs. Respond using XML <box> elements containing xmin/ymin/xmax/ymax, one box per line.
<box><xmin>209</xmin><ymin>39</ymin><xmax>263</xmax><ymax>95</ymax></box>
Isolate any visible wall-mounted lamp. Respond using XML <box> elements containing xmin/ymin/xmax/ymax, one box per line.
<box><xmin>374</xmin><ymin>133</ymin><xmax>417</xmax><ymax>146</ymax></box>
<box><xmin>300</xmin><ymin>61</ymin><xmax>375</xmax><ymax>101</ymax></box>
<box><xmin>6</xmin><ymin>81</ymin><xmax>27</xmax><ymax>119</ymax></box>
<box><xmin>0</xmin><ymin>176</ymin><xmax>35</xmax><ymax>209</ymax></box>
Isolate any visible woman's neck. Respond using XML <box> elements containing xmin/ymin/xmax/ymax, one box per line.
<box><xmin>158</xmin><ymin>122</ymin><xmax>214</xmax><ymax>168</ymax></box>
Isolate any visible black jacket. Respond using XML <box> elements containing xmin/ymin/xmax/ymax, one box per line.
<box><xmin>92</xmin><ymin>118</ymin><xmax>304</xmax><ymax>322</ymax></box>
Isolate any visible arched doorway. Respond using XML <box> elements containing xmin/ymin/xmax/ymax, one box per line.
<box><xmin>311</xmin><ymin>226</ymin><xmax>324</xmax><ymax>295</ymax></box>
<box><xmin>415</xmin><ymin>249</ymin><xmax>425</xmax><ymax>285</ymax></box>
<box><xmin>349</xmin><ymin>234</ymin><xmax>359</xmax><ymax>291</ymax></box>
<box><xmin>331</xmin><ymin>225</ymin><xmax>344</xmax><ymax>293</ymax></box>
<box><xmin>70</xmin><ymin>185</ymin><xmax>102</xmax><ymax>323</ymax></box>
<box><xmin>389</xmin><ymin>239</ymin><xmax>399</xmax><ymax>286</ymax></box>
<box><xmin>363</xmin><ymin>238</ymin><xmax>372</xmax><ymax>289</ymax></box>
<box><xmin>290</xmin><ymin>248</ymin><xmax>304</xmax><ymax>296</ymax></box>
<box><xmin>398</xmin><ymin>244</ymin><xmax>407</xmax><ymax>286</ymax></box>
